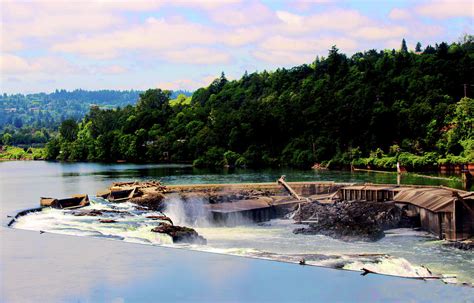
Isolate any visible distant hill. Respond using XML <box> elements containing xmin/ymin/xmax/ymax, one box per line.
<box><xmin>0</xmin><ymin>89</ymin><xmax>192</xmax><ymax>131</ymax></box>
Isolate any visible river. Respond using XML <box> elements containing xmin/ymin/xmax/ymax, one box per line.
<box><xmin>1</xmin><ymin>161</ymin><xmax>473</xmax><ymax>302</ymax></box>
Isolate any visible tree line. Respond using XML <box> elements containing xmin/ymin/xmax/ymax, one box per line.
<box><xmin>45</xmin><ymin>37</ymin><xmax>473</xmax><ymax>169</ymax></box>
<box><xmin>0</xmin><ymin>89</ymin><xmax>192</xmax><ymax>145</ymax></box>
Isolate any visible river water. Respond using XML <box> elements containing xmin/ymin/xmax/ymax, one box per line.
<box><xmin>1</xmin><ymin>161</ymin><xmax>473</xmax><ymax>302</ymax></box>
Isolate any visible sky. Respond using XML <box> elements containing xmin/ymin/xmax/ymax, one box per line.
<box><xmin>0</xmin><ymin>0</ymin><xmax>472</xmax><ymax>94</ymax></box>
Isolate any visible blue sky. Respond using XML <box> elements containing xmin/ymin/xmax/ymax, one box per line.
<box><xmin>1</xmin><ymin>0</ymin><xmax>472</xmax><ymax>94</ymax></box>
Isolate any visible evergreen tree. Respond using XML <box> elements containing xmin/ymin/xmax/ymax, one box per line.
<box><xmin>415</xmin><ymin>42</ymin><xmax>422</xmax><ymax>52</ymax></box>
<box><xmin>401</xmin><ymin>38</ymin><xmax>408</xmax><ymax>53</ymax></box>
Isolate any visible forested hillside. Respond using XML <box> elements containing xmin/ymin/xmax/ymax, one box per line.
<box><xmin>44</xmin><ymin>38</ymin><xmax>474</xmax><ymax>169</ymax></box>
<box><xmin>0</xmin><ymin>89</ymin><xmax>191</xmax><ymax>145</ymax></box>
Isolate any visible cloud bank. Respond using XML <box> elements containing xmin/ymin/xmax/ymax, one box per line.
<box><xmin>1</xmin><ymin>0</ymin><xmax>472</xmax><ymax>93</ymax></box>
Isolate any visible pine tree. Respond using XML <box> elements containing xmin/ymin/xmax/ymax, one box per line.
<box><xmin>415</xmin><ymin>42</ymin><xmax>422</xmax><ymax>52</ymax></box>
<box><xmin>401</xmin><ymin>38</ymin><xmax>408</xmax><ymax>53</ymax></box>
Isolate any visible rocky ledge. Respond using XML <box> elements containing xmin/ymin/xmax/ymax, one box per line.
<box><xmin>293</xmin><ymin>201</ymin><xmax>417</xmax><ymax>242</ymax></box>
<box><xmin>151</xmin><ymin>223</ymin><xmax>207</xmax><ymax>245</ymax></box>
<box><xmin>129</xmin><ymin>192</ymin><xmax>166</xmax><ymax>211</ymax></box>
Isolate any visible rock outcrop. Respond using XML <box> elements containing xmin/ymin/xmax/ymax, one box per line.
<box><xmin>443</xmin><ymin>239</ymin><xmax>474</xmax><ymax>251</ymax></box>
<box><xmin>151</xmin><ymin>224</ymin><xmax>207</xmax><ymax>245</ymax></box>
<box><xmin>293</xmin><ymin>201</ymin><xmax>413</xmax><ymax>242</ymax></box>
<box><xmin>129</xmin><ymin>192</ymin><xmax>166</xmax><ymax>211</ymax></box>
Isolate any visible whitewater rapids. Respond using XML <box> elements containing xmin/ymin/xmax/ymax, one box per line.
<box><xmin>12</xmin><ymin>197</ymin><xmax>473</xmax><ymax>286</ymax></box>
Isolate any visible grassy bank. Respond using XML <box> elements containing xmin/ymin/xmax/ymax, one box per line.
<box><xmin>0</xmin><ymin>146</ymin><xmax>46</xmax><ymax>160</ymax></box>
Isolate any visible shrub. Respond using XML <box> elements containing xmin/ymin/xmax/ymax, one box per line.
<box><xmin>223</xmin><ymin>150</ymin><xmax>241</xmax><ymax>167</ymax></box>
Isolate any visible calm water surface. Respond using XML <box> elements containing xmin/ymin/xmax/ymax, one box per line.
<box><xmin>1</xmin><ymin>161</ymin><xmax>473</xmax><ymax>302</ymax></box>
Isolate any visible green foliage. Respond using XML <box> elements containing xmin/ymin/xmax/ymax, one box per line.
<box><xmin>2</xmin><ymin>133</ymin><xmax>12</xmax><ymax>145</ymax></box>
<box><xmin>45</xmin><ymin>138</ymin><xmax>60</xmax><ymax>160</ymax></box>
<box><xmin>223</xmin><ymin>150</ymin><xmax>241</xmax><ymax>167</ymax></box>
<box><xmin>388</xmin><ymin>145</ymin><xmax>401</xmax><ymax>156</ymax></box>
<box><xmin>59</xmin><ymin>119</ymin><xmax>78</xmax><ymax>142</ymax></box>
<box><xmin>40</xmin><ymin>39</ymin><xmax>474</xmax><ymax>168</ymax></box>
<box><xmin>397</xmin><ymin>151</ymin><xmax>439</xmax><ymax>169</ymax></box>
<box><xmin>0</xmin><ymin>89</ymin><xmax>192</xmax><ymax>141</ymax></box>
<box><xmin>169</xmin><ymin>94</ymin><xmax>192</xmax><ymax>107</ymax></box>
<box><xmin>0</xmin><ymin>146</ymin><xmax>45</xmax><ymax>160</ymax></box>
<box><xmin>193</xmin><ymin>147</ymin><xmax>226</xmax><ymax>167</ymax></box>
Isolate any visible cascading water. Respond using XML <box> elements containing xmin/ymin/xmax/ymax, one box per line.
<box><xmin>11</xmin><ymin>197</ymin><xmax>474</xmax><ymax>286</ymax></box>
<box><xmin>163</xmin><ymin>194</ymin><xmax>212</xmax><ymax>227</ymax></box>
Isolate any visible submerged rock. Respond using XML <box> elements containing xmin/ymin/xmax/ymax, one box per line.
<box><xmin>293</xmin><ymin>201</ymin><xmax>410</xmax><ymax>242</ymax></box>
<box><xmin>151</xmin><ymin>224</ymin><xmax>207</xmax><ymax>245</ymax></box>
<box><xmin>443</xmin><ymin>239</ymin><xmax>474</xmax><ymax>251</ymax></box>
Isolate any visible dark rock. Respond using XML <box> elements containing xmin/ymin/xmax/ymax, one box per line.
<box><xmin>71</xmin><ymin>209</ymin><xmax>103</xmax><ymax>216</ymax></box>
<box><xmin>293</xmin><ymin>201</ymin><xmax>410</xmax><ymax>242</ymax></box>
<box><xmin>146</xmin><ymin>215</ymin><xmax>174</xmax><ymax>225</ymax></box>
<box><xmin>70</xmin><ymin>209</ymin><xmax>131</xmax><ymax>217</ymax></box>
<box><xmin>98</xmin><ymin>219</ymin><xmax>116</xmax><ymax>223</ymax></box>
<box><xmin>151</xmin><ymin>224</ymin><xmax>207</xmax><ymax>245</ymax></box>
<box><xmin>130</xmin><ymin>192</ymin><xmax>165</xmax><ymax>211</ymax></box>
<box><xmin>443</xmin><ymin>240</ymin><xmax>474</xmax><ymax>251</ymax></box>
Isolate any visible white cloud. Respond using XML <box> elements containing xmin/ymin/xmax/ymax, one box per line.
<box><xmin>100</xmin><ymin>65</ymin><xmax>129</xmax><ymax>74</ymax></box>
<box><xmin>156</xmin><ymin>75</ymin><xmax>216</xmax><ymax>91</ymax></box>
<box><xmin>260</xmin><ymin>35</ymin><xmax>357</xmax><ymax>53</ymax></box>
<box><xmin>51</xmin><ymin>17</ymin><xmax>220</xmax><ymax>58</ymax></box>
<box><xmin>0</xmin><ymin>53</ymin><xmax>79</xmax><ymax>75</ymax></box>
<box><xmin>162</xmin><ymin>48</ymin><xmax>231</xmax><ymax>64</ymax></box>
<box><xmin>416</xmin><ymin>0</ymin><xmax>474</xmax><ymax>19</ymax></box>
<box><xmin>276</xmin><ymin>9</ymin><xmax>370</xmax><ymax>33</ymax></box>
<box><xmin>0</xmin><ymin>54</ymin><xmax>30</xmax><ymax>74</ymax></box>
<box><xmin>389</xmin><ymin>8</ymin><xmax>411</xmax><ymax>20</ymax></box>
<box><xmin>351</xmin><ymin>26</ymin><xmax>408</xmax><ymax>40</ymax></box>
<box><xmin>207</xmin><ymin>2</ymin><xmax>275</xmax><ymax>26</ymax></box>
<box><xmin>225</xmin><ymin>27</ymin><xmax>265</xmax><ymax>46</ymax></box>
<box><xmin>252</xmin><ymin>49</ymin><xmax>315</xmax><ymax>64</ymax></box>
<box><xmin>1</xmin><ymin>0</ymin><xmax>471</xmax><ymax>93</ymax></box>
<box><xmin>276</xmin><ymin>11</ymin><xmax>305</xmax><ymax>27</ymax></box>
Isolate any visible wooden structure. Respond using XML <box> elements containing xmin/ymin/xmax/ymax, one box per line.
<box><xmin>97</xmin><ymin>180</ymin><xmax>167</xmax><ymax>202</ymax></box>
<box><xmin>339</xmin><ymin>185</ymin><xmax>404</xmax><ymax>202</ymax></box>
<box><xmin>394</xmin><ymin>188</ymin><xmax>474</xmax><ymax>241</ymax></box>
<box><xmin>40</xmin><ymin>194</ymin><xmax>89</xmax><ymax>209</ymax></box>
